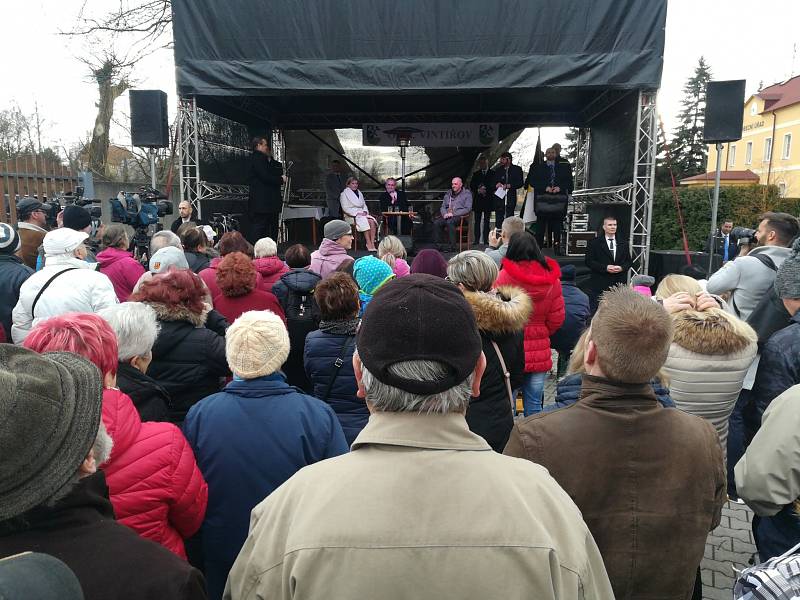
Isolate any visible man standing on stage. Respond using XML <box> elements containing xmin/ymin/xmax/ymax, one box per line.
<box><xmin>584</xmin><ymin>216</ymin><xmax>632</xmax><ymax>312</ymax></box>
<box><xmin>470</xmin><ymin>156</ymin><xmax>498</xmax><ymax>245</ymax></box>
<box><xmin>494</xmin><ymin>151</ymin><xmax>524</xmax><ymax>219</ymax></box>
<box><xmin>324</xmin><ymin>159</ymin><xmax>347</xmax><ymax>219</ymax></box>
<box><xmin>248</xmin><ymin>137</ymin><xmax>286</xmax><ymax>243</ymax></box>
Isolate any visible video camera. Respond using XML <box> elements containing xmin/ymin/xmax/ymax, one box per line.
<box><xmin>731</xmin><ymin>226</ymin><xmax>756</xmax><ymax>246</ymax></box>
<box><xmin>39</xmin><ymin>187</ymin><xmax>102</xmax><ymax>228</ymax></box>
<box><xmin>109</xmin><ymin>185</ymin><xmax>174</xmax><ymax>260</ymax></box>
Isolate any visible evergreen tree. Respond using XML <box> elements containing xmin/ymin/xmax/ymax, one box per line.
<box><xmin>670</xmin><ymin>56</ymin><xmax>713</xmax><ymax>180</ymax></box>
<box><xmin>564</xmin><ymin>127</ymin><xmax>579</xmax><ymax>163</ymax></box>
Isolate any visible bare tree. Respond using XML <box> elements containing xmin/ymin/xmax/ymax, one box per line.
<box><xmin>72</xmin><ymin>0</ymin><xmax>173</xmax><ymax>52</ymax></box>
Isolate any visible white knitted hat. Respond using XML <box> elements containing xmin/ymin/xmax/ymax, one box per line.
<box><xmin>225</xmin><ymin>310</ymin><xmax>290</xmax><ymax>379</ymax></box>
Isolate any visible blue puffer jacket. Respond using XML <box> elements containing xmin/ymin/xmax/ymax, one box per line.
<box><xmin>304</xmin><ymin>327</ymin><xmax>368</xmax><ymax>445</ymax></box>
<box><xmin>182</xmin><ymin>373</ymin><xmax>348</xmax><ymax>600</ymax></box>
<box><xmin>544</xmin><ymin>372</ymin><xmax>675</xmax><ymax>412</ymax></box>
<box><xmin>550</xmin><ymin>280</ymin><xmax>590</xmax><ymax>355</ymax></box>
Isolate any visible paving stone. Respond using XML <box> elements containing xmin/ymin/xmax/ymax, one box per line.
<box><xmin>732</xmin><ymin>537</ymin><xmax>757</xmax><ymax>554</ymax></box>
<box><xmin>703</xmin><ymin>585</ymin><xmax>733</xmax><ymax>600</ymax></box>
<box><xmin>701</xmin><ymin>568</ymin><xmax>713</xmax><ymax>587</ymax></box>
<box><xmin>717</xmin><ymin>514</ymin><xmax>730</xmax><ymax>529</ymax></box>
<box><xmin>707</xmin><ymin>534</ymin><xmax>733</xmax><ymax>551</ymax></box>
<box><xmin>702</xmin><ymin>556</ymin><xmax>737</xmax><ymax>576</ymax></box>
<box><xmin>713</xmin><ymin>571</ymin><xmax>736</xmax><ymax>590</ymax></box>
<box><xmin>711</xmin><ymin>525</ymin><xmax>753</xmax><ymax>544</ymax></box>
<box><xmin>713</xmin><ymin>546</ymin><xmax>753</xmax><ymax>568</ymax></box>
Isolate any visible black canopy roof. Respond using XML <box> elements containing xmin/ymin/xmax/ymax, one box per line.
<box><xmin>172</xmin><ymin>0</ymin><xmax>667</xmax><ymax>129</ymax></box>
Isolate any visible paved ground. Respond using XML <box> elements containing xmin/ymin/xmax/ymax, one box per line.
<box><xmin>535</xmin><ymin>361</ymin><xmax>758</xmax><ymax>599</ymax></box>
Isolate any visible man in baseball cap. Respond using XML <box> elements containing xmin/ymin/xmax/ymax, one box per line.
<box><xmin>226</xmin><ymin>274</ymin><xmax>613</xmax><ymax>599</ymax></box>
<box><xmin>0</xmin><ymin>346</ymin><xmax>206</xmax><ymax>600</ymax></box>
<box><xmin>15</xmin><ymin>197</ymin><xmax>48</xmax><ymax>269</ymax></box>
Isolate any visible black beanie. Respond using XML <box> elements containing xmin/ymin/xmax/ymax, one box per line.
<box><xmin>62</xmin><ymin>205</ymin><xmax>92</xmax><ymax>231</ymax></box>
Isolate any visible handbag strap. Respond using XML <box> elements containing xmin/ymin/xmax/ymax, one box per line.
<box><xmin>321</xmin><ymin>335</ymin><xmax>354</xmax><ymax>402</ymax></box>
<box><xmin>31</xmin><ymin>268</ymin><xmax>79</xmax><ymax>318</ymax></box>
<box><xmin>490</xmin><ymin>340</ymin><xmax>515</xmax><ymax>414</ymax></box>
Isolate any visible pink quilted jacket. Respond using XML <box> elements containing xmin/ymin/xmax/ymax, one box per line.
<box><xmin>100</xmin><ymin>387</ymin><xmax>208</xmax><ymax>559</ymax></box>
<box><xmin>496</xmin><ymin>257</ymin><xmax>565</xmax><ymax>373</ymax></box>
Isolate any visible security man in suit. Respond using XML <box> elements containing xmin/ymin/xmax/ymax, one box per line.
<box><xmin>706</xmin><ymin>219</ymin><xmax>738</xmax><ymax>263</ymax></box>
<box><xmin>585</xmin><ymin>215</ymin><xmax>632</xmax><ymax>312</ymax></box>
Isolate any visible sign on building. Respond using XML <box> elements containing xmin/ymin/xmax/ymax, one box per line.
<box><xmin>362</xmin><ymin>123</ymin><xmax>499</xmax><ymax>147</ymax></box>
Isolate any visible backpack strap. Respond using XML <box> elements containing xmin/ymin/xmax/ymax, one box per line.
<box><xmin>752</xmin><ymin>252</ymin><xmax>778</xmax><ymax>271</ymax></box>
<box><xmin>321</xmin><ymin>335</ymin><xmax>354</xmax><ymax>402</ymax></box>
<box><xmin>31</xmin><ymin>268</ymin><xmax>79</xmax><ymax>318</ymax></box>
<box><xmin>490</xmin><ymin>340</ymin><xmax>516</xmax><ymax>415</ymax></box>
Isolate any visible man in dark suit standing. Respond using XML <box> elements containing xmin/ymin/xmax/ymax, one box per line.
<box><xmin>706</xmin><ymin>219</ymin><xmax>738</xmax><ymax>263</ymax></box>
<box><xmin>585</xmin><ymin>216</ymin><xmax>632</xmax><ymax>312</ymax></box>
<box><xmin>527</xmin><ymin>147</ymin><xmax>574</xmax><ymax>249</ymax></box>
<box><xmin>470</xmin><ymin>156</ymin><xmax>498</xmax><ymax>245</ymax></box>
<box><xmin>248</xmin><ymin>136</ymin><xmax>285</xmax><ymax>243</ymax></box>
<box><xmin>493</xmin><ymin>151</ymin><xmax>524</xmax><ymax>219</ymax></box>
<box><xmin>378</xmin><ymin>177</ymin><xmax>410</xmax><ymax>235</ymax></box>
<box><xmin>324</xmin><ymin>159</ymin><xmax>348</xmax><ymax>219</ymax></box>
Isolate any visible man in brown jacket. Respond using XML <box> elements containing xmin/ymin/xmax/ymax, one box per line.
<box><xmin>225</xmin><ymin>274</ymin><xmax>614</xmax><ymax>600</ymax></box>
<box><xmin>505</xmin><ymin>286</ymin><xmax>726</xmax><ymax>599</ymax></box>
<box><xmin>15</xmin><ymin>197</ymin><xmax>48</xmax><ymax>269</ymax></box>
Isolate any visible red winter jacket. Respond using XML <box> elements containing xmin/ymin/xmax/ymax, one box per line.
<box><xmin>100</xmin><ymin>387</ymin><xmax>208</xmax><ymax>559</ymax></box>
<box><xmin>212</xmin><ymin>289</ymin><xmax>287</xmax><ymax>325</ymax></box>
<box><xmin>96</xmin><ymin>247</ymin><xmax>146</xmax><ymax>302</ymax></box>
<box><xmin>253</xmin><ymin>256</ymin><xmax>289</xmax><ymax>290</ymax></box>
<box><xmin>496</xmin><ymin>257</ymin><xmax>565</xmax><ymax>373</ymax></box>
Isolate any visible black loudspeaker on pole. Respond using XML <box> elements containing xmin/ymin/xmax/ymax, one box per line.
<box><xmin>130</xmin><ymin>90</ymin><xmax>169</xmax><ymax>148</ymax></box>
<box><xmin>703</xmin><ymin>79</ymin><xmax>745</xmax><ymax>276</ymax></box>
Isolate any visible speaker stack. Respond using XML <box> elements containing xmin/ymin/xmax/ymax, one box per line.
<box><xmin>703</xmin><ymin>80</ymin><xmax>747</xmax><ymax>144</ymax></box>
<box><xmin>130</xmin><ymin>90</ymin><xmax>170</xmax><ymax>148</ymax></box>
<box><xmin>565</xmin><ymin>213</ymin><xmax>595</xmax><ymax>256</ymax></box>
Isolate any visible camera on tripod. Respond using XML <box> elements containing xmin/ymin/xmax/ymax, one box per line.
<box><xmin>39</xmin><ymin>186</ymin><xmax>102</xmax><ymax>228</ymax></box>
<box><xmin>109</xmin><ymin>185</ymin><xmax>174</xmax><ymax>259</ymax></box>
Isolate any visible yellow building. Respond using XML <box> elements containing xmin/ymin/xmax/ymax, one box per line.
<box><xmin>706</xmin><ymin>75</ymin><xmax>800</xmax><ymax>198</ymax></box>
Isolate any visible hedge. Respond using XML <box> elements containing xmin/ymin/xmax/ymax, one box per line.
<box><xmin>650</xmin><ymin>184</ymin><xmax>800</xmax><ymax>251</ymax></box>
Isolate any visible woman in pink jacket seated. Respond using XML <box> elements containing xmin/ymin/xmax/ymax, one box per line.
<box><xmin>24</xmin><ymin>312</ymin><xmax>208</xmax><ymax>560</ymax></box>
<box><xmin>252</xmin><ymin>237</ymin><xmax>289</xmax><ymax>289</ymax></box>
<box><xmin>95</xmin><ymin>224</ymin><xmax>146</xmax><ymax>302</ymax></box>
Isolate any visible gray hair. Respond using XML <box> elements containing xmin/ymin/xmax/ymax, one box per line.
<box><xmin>360</xmin><ymin>360</ymin><xmax>472</xmax><ymax>414</ymax></box>
<box><xmin>254</xmin><ymin>237</ymin><xmax>278</xmax><ymax>258</ymax></box>
<box><xmin>98</xmin><ymin>302</ymin><xmax>160</xmax><ymax>361</ymax></box>
<box><xmin>447</xmin><ymin>250</ymin><xmax>498</xmax><ymax>292</ymax></box>
<box><xmin>149</xmin><ymin>230</ymin><xmax>182</xmax><ymax>255</ymax></box>
<box><xmin>501</xmin><ymin>216</ymin><xmax>525</xmax><ymax>238</ymax></box>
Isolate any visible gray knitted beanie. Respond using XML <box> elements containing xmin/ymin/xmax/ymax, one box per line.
<box><xmin>775</xmin><ymin>236</ymin><xmax>800</xmax><ymax>299</ymax></box>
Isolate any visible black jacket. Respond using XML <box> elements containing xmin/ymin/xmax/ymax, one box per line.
<box><xmin>462</xmin><ymin>286</ymin><xmax>531</xmax><ymax>452</ymax></box>
<box><xmin>116</xmin><ymin>361</ymin><xmax>171</xmax><ymax>422</ymax></box>
<box><xmin>470</xmin><ymin>168</ymin><xmax>498</xmax><ymax>211</ymax></box>
<box><xmin>0</xmin><ymin>254</ymin><xmax>32</xmax><ymax>340</ymax></box>
<box><xmin>527</xmin><ymin>160</ymin><xmax>574</xmax><ymax>196</ymax></box>
<box><xmin>378</xmin><ymin>190</ymin><xmax>409</xmax><ymax>213</ymax></box>
<box><xmin>550</xmin><ymin>281</ymin><xmax>590</xmax><ymax>354</ymax></box>
<box><xmin>248</xmin><ymin>152</ymin><xmax>284</xmax><ymax>214</ymax></box>
<box><xmin>146</xmin><ymin>305</ymin><xmax>230</xmax><ymax>422</ymax></box>
<box><xmin>493</xmin><ymin>164</ymin><xmax>524</xmax><ymax>196</ymax></box>
<box><xmin>184</xmin><ymin>251</ymin><xmax>210</xmax><ymax>274</ymax></box>
<box><xmin>706</xmin><ymin>233</ymin><xmax>738</xmax><ymax>259</ymax></box>
<box><xmin>584</xmin><ymin>235</ymin><xmax>632</xmax><ymax>292</ymax></box>
<box><xmin>752</xmin><ymin>313</ymin><xmax>800</xmax><ymax>425</ymax></box>
<box><xmin>0</xmin><ymin>472</ymin><xmax>207</xmax><ymax>600</ymax></box>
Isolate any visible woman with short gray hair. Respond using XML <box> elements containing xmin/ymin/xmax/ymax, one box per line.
<box><xmin>99</xmin><ymin>302</ymin><xmax>170</xmax><ymax>422</ymax></box>
<box><xmin>447</xmin><ymin>250</ymin><xmax>531</xmax><ymax>451</ymax></box>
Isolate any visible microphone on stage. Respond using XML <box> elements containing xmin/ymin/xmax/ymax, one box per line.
<box><xmin>285</xmin><ymin>160</ymin><xmax>294</xmax><ymax>173</ymax></box>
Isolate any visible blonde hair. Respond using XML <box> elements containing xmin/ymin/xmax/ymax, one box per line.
<box><xmin>590</xmin><ymin>286</ymin><xmax>673</xmax><ymax>383</ymax></box>
<box><xmin>378</xmin><ymin>235</ymin><xmax>406</xmax><ymax>269</ymax></box>
<box><xmin>447</xmin><ymin>250</ymin><xmax>499</xmax><ymax>293</ymax></box>
<box><xmin>655</xmin><ymin>274</ymin><xmax>702</xmax><ymax>300</ymax></box>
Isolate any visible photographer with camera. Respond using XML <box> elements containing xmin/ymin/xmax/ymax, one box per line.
<box><xmin>707</xmin><ymin>212</ymin><xmax>800</xmax><ymax>321</ymax></box>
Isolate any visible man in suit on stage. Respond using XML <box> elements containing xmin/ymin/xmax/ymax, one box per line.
<box><xmin>470</xmin><ymin>156</ymin><xmax>499</xmax><ymax>245</ymax></box>
<box><xmin>378</xmin><ymin>177</ymin><xmax>411</xmax><ymax>235</ymax></box>
<box><xmin>493</xmin><ymin>151</ymin><xmax>524</xmax><ymax>219</ymax></box>
<box><xmin>706</xmin><ymin>219</ymin><xmax>738</xmax><ymax>263</ymax></box>
<box><xmin>324</xmin><ymin>159</ymin><xmax>348</xmax><ymax>219</ymax></box>
<box><xmin>248</xmin><ymin>136</ymin><xmax>285</xmax><ymax>243</ymax></box>
<box><xmin>585</xmin><ymin>216</ymin><xmax>632</xmax><ymax>312</ymax></box>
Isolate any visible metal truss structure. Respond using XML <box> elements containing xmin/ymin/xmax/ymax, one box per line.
<box><xmin>629</xmin><ymin>90</ymin><xmax>658</xmax><ymax>277</ymax></box>
<box><xmin>570</xmin><ymin>184</ymin><xmax>632</xmax><ymax>210</ymax></box>
<box><xmin>178</xmin><ymin>97</ymin><xmax>202</xmax><ymax>216</ymax></box>
<box><xmin>573</xmin><ymin>127</ymin><xmax>591</xmax><ymax>190</ymax></box>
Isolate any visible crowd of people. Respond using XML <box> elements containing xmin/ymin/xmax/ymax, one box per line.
<box><xmin>4</xmin><ymin>181</ymin><xmax>800</xmax><ymax>599</ymax></box>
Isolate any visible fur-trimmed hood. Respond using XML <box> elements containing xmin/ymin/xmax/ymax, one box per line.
<box><xmin>463</xmin><ymin>285</ymin><xmax>532</xmax><ymax>335</ymax></box>
<box><xmin>146</xmin><ymin>301</ymin><xmax>209</xmax><ymax>327</ymax></box>
<box><xmin>671</xmin><ymin>309</ymin><xmax>757</xmax><ymax>355</ymax></box>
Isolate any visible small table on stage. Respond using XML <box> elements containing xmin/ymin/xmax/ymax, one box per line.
<box><xmin>381</xmin><ymin>211</ymin><xmax>414</xmax><ymax>238</ymax></box>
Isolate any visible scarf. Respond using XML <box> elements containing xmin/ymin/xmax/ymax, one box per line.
<box><xmin>319</xmin><ymin>318</ymin><xmax>359</xmax><ymax>335</ymax></box>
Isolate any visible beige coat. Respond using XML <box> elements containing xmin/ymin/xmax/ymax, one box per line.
<box><xmin>735</xmin><ymin>384</ymin><xmax>800</xmax><ymax>516</ymax></box>
<box><xmin>225</xmin><ymin>412</ymin><xmax>614</xmax><ymax>600</ymax></box>
<box><xmin>661</xmin><ymin>310</ymin><xmax>757</xmax><ymax>463</ymax></box>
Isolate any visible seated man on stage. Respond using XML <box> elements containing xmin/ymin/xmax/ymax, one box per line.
<box><xmin>340</xmin><ymin>176</ymin><xmax>378</xmax><ymax>252</ymax></box>
<box><xmin>434</xmin><ymin>177</ymin><xmax>473</xmax><ymax>252</ymax></box>
<box><xmin>527</xmin><ymin>146</ymin><xmax>573</xmax><ymax>250</ymax></box>
<box><xmin>378</xmin><ymin>178</ymin><xmax>411</xmax><ymax>235</ymax></box>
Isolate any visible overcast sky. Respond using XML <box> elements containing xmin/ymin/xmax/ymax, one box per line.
<box><xmin>2</xmin><ymin>0</ymin><xmax>799</xmax><ymax>155</ymax></box>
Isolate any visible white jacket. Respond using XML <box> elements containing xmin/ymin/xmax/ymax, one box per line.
<box><xmin>12</xmin><ymin>255</ymin><xmax>118</xmax><ymax>343</ymax></box>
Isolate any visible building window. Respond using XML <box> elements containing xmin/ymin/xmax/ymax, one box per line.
<box><xmin>764</xmin><ymin>137</ymin><xmax>773</xmax><ymax>162</ymax></box>
<box><xmin>779</xmin><ymin>182</ymin><xmax>787</xmax><ymax>198</ymax></box>
<box><xmin>745</xmin><ymin>141</ymin><xmax>753</xmax><ymax>165</ymax></box>
<box><xmin>751</xmin><ymin>102</ymin><xmax>758</xmax><ymax>116</ymax></box>
<box><xmin>783</xmin><ymin>133</ymin><xmax>792</xmax><ymax>159</ymax></box>
<box><xmin>728</xmin><ymin>145</ymin><xmax>736</xmax><ymax>168</ymax></box>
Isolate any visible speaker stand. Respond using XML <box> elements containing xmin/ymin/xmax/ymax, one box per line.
<box><xmin>708</xmin><ymin>142</ymin><xmax>723</xmax><ymax>275</ymax></box>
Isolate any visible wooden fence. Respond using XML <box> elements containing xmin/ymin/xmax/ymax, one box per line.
<box><xmin>0</xmin><ymin>155</ymin><xmax>80</xmax><ymax>224</ymax></box>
